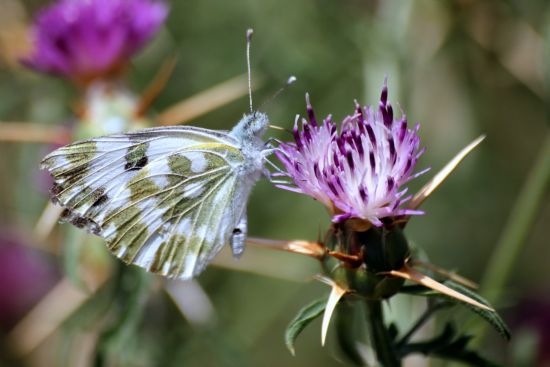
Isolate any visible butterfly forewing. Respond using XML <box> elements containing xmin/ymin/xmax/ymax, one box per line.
<box><xmin>42</xmin><ymin>126</ymin><xmax>247</xmax><ymax>279</ymax></box>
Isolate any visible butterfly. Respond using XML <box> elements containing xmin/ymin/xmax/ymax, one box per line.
<box><xmin>41</xmin><ymin>112</ymin><xmax>273</xmax><ymax>279</ymax></box>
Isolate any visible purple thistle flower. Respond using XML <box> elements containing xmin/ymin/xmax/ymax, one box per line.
<box><xmin>21</xmin><ymin>0</ymin><xmax>168</xmax><ymax>84</ymax></box>
<box><xmin>276</xmin><ymin>81</ymin><xmax>428</xmax><ymax>227</ymax></box>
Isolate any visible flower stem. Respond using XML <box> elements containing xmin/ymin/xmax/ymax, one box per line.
<box><xmin>365</xmin><ymin>300</ymin><xmax>400</xmax><ymax>367</ymax></box>
<box><xmin>396</xmin><ymin>302</ymin><xmax>450</xmax><ymax>349</ymax></box>
<box><xmin>476</xmin><ymin>132</ymin><xmax>550</xmax><ymax>339</ymax></box>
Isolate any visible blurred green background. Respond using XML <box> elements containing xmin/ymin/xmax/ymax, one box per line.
<box><xmin>0</xmin><ymin>0</ymin><xmax>549</xmax><ymax>366</ymax></box>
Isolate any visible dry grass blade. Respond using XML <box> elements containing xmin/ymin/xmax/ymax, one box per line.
<box><xmin>0</xmin><ymin>122</ymin><xmax>70</xmax><ymax>144</ymax></box>
<box><xmin>136</xmin><ymin>56</ymin><xmax>178</xmax><ymax>116</ymax></box>
<box><xmin>411</xmin><ymin>259</ymin><xmax>478</xmax><ymax>289</ymax></box>
<box><xmin>0</xmin><ymin>0</ymin><xmax>31</xmax><ymax>68</ymax></box>
<box><xmin>8</xmin><ymin>272</ymin><xmax>108</xmax><ymax>356</ymax></box>
<box><xmin>466</xmin><ymin>8</ymin><xmax>544</xmax><ymax>98</ymax></box>
<box><xmin>164</xmin><ymin>279</ymin><xmax>215</xmax><ymax>327</ymax></box>
<box><xmin>383</xmin><ymin>266</ymin><xmax>493</xmax><ymax>311</ymax></box>
<box><xmin>408</xmin><ymin>135</ymin><xmax>486</xmax><ymax>211</ymax></box>
<box><xmin>33</xmin><ymin>202</ymin><xmax>64</xmax><ymax>245</ymax></box>
<box><xmin>156</xmin><ymin>73</ymin><xmax>262</xmax><ymax>126</ymax></box>
<box><xmin>321</xmin><ymin>281</ymin><xmax>347</xmax><ymax>346</ymax></box>
<box><xmin>246</xmin><ymin>236</ymin><xmax>326</xmax><ymax>259</ymax></box>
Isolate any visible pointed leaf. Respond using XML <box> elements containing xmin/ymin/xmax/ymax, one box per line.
<box><xmin>408</xmin><ymin>135</ymin><xmax>485</xmax><ymax>211</ymax></box>
<box><xmin>285</xmin><ymin>298</ymin><xmax>326</xmax><ymax>356</ymax></box>
<box><xmin>246</xmin><ymin>237</ymin><xmax>326</xmax><ymax>258</ymax></box>
<box><xmin>385</xmin><ymin>266</ymin><xmax>492</xmax><ymax>311</ymax></box>
<box><xmin>321</xmin><ymin>283</ymin><xmax>347</xmax><ymax>346</ymax></box>
<box><xmin>398</xmin><ymin>278</ymin><xmax>510</xmax><ymax>340</ymax></box>
<box><xmin>442</xmin><ymin>281</ymin><xmax>511</xmax><ymax>341</ymax></box>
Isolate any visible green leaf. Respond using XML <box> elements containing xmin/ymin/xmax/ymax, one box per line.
<box><xmin>444</xmin><ymin>281</ymin><xmax>510</xmax><ymax>341</ymax></box>
<box><xmin>401</xmin><ymin>280</ymin><xmax>511</xmax><ymax>340</ymax></box>
<box><xmin>285</xmin><ymin>297</ymin><xmax>327</xmax><ymax>356</ymax></box>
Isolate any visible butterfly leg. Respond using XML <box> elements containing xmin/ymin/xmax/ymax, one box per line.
<box><xmin>230</xmin><ymin>214</ymin><xmax>247</xmax><ymax>259</ymax></box>
<box><xmin>261</xmin><ymin>157</ymin><xmax>292</xmax><ymax>184</ymax></box>
<box><xmin>263</xmin><ymin>137</ymin><xmax>281</xmax><ymax>149</ymax></box>
<box><xmin>262</xmin><ymin>167</ymin><xmax>291</xmax><ymax>184</ymax></box>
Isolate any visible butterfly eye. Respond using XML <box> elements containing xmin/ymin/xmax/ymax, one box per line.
<box><xmin>249</xmin><ymin>112</ymin><xmax>269</xmax><ymax>136</ymax></box>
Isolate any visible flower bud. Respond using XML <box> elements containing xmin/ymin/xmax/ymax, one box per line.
<box><xmin>323</xmin><ymin>225</ymin><xmax>409</xmax><ymax>300</ymax></box>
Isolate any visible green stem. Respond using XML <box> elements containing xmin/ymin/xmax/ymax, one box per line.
<box><xmin>396</xmin><ymin>302</ymin><xmax>450</xmax><ymax>349</ymax></box>
<box><xmin>476</xmin><ymin>132</ymin><xmax>550</xmax><ymax>339</ymax></box>
<box><xmin>365</xmin><ymin>300</ymin><xmax>400</xmax><ymax>367</ymax></box>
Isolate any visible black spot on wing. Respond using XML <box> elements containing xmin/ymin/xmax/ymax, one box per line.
<box><xmin>92</xmin><ymin>193</ymin><xmax>109</xmax><ymax>208</ymax></box>
<box><xmin>124</xmin><ymin>155</ymin><xmax>148</xmax><ymax>171</ymax></box>
<box><xmin>51</xmin><ymin>182</ymin><xmax>64</xmax><ymax>196</ymax></box>
<box><xmin>124</xmin><ymin>142</ymin><xmax>149</xmax><ymax>171</ymax></box>
<box><xmin>60</xmin><ymin>208</ymin><xmax>101</xmax><ymax>235</ymax></box>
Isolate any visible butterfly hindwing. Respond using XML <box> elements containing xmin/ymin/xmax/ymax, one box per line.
<box><xmin>42</xmin><ymin>126</ymin><xmax>247</xmax><ymax>279</ymax></box>
<box><xmin>101</xmin><ymin>149</ymin><xmax>243</xmax><ymax>278</ymax></box>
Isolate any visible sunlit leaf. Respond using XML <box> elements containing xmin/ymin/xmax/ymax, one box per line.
<box><xmin>246</xmin><ymin>237</ymin><xmax>326</xmax><ymax>259</ymax></box>
<box><xmin>321</xmin><ymin>282</ymin><xmax>347</xmax><ymax>346</ymax></box>
<box><xmin>407</xmin><ymin>135</ymin><xmax>486</xmax><ymax>212</ymax></box>
<box><xmin>384</xmin><ymin>266</ymin><xmax>492</xmax><ymax>311</ymax></box>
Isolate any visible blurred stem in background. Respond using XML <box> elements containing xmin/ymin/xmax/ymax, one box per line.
<box><xmin>472</xmin><ymin>7</ymin><xmax>550</xmax><ymax>342</ymax></box>
<box><xmin>474</xmin><ymin>119</ymin><xmax>550</xmax><ymax>343</ymax></box>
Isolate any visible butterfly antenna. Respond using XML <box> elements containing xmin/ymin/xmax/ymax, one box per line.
<box><xmin>259</xmin><ymin>75</ymin><xmax>297</xmax><ymax>111</ymax></box>
<box><xmin>246</xmin><ymin>28</ymin><xmax>254</xmax><ymax>113</ymax></box>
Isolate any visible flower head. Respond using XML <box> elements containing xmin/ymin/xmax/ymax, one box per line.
<box><xmin>21</xmin><ymin>0</ymin><xmax>168</xmax><ymax>84</ymax></box>
<box><xmin>276</xmin><ymin>81</ymin><xmax>427</xmax><ymax>227</ymax></box>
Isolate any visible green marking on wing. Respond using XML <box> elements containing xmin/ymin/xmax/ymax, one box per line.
<box><xmin>41</xmin><ymin>127</ymin><xmax>248</xmax><ymax>279</ymax></box>
<box><xmin>102</xmin><ymin>150</ymin><xmax>241</xmax><ymax>279</ymax></box>
<box><xmin>124</xmin><ymin>142</ymin><xmax>149</xmax><ymax>170</ymax></box>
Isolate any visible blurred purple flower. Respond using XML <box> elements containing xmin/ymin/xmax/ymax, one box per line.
<box><xmin>0</xmin><ymin>232</ymin><xmax>59</xmax><ymax>330</ymax></box>
<box><xmin>21</xmin><ymin>0</ymin><xmax>168</xmax><ymax>84</ymax></box>
<box><xmin>276</xmin><ymin>81</ymin><xmax>428</xmax><ymax>227</ymax></box>
<box><xmin>512</xmin><ymin>298</ymin><xmax>550</xmax><ymax>364</ymax></box>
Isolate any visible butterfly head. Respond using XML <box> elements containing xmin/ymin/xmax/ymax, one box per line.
<box><xmin>230</xmin><ymin>111</ymin><xmax>269</xmax><ymax>141</ymax></box>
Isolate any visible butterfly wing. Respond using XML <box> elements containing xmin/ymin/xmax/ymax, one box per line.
<box><xmin>42</xmin><ymin>126</ymin><xmax>248</xmax><ymax>279</ymax></box>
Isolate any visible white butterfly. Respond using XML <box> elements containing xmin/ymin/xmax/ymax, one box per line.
<box><xmin>41</xmin><ymin>113</ymin><xmax>273</xmax><ymax>279</ymax></box>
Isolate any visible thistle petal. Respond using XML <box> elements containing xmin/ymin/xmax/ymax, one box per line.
<box><xmin>276</xmin><ymin>82</ymin><xmax>426</xmax><ymax>226</ymax></box>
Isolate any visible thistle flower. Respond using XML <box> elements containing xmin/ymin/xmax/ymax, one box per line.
<box><xmin>0</xmin><ymin>232</ymin><xmax>59</xmax><ymax>330</ymax></box>
<box><xmin>276</xmin><ymin>82</ymin><xmax>428</xmax><ymax>227</ymax></box>
<box><xmin>21</xmin><ymin>0</ymin><xmax>168</xmax><ymax>84</ymax></box>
